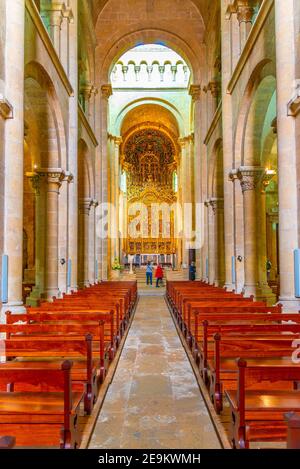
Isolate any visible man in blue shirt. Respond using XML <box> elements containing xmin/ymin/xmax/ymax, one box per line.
<box><xmin>146</xmin><ymin>261</ymin><xmax>153</xmax><ymax>285</ymax></box>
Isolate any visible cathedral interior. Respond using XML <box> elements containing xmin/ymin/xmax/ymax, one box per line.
<box><xmin>0</xmin><ymin>0</ymin><xmax>300</xmax><ymax>452</ymax></box>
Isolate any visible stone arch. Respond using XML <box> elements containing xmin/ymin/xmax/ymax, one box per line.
<box><xmin>25</xmin><ymin>61</ymin><xmax>67</xmax><ymax>168</ymax></box>
<box><xmin>99</xmin><ymin>28</ymin><xmax>202</xmax><ymax>84</ymax></box>
<box><xmin>234</xmin><ymin>59</ymin><xmax>275</xmax><ymax>168</ymax></box>
<box><xmin>115</xmin><ymin>98</ymin><xmax>185</xmax><ymax>137</ymax></box>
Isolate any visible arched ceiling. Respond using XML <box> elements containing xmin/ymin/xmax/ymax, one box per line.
<box><xmin>92</xmin><ymin>0</ymin><xmax>212</xmax><ymax>81</ymax></box>
<box><xmin>121</xmin><ymin>103</ymin><xmax>179</xmax><ymax>138</ymax></box>
<box><xmin>91</xmin><ymin>0</ymin><xmax>211</xmax><ymax>28</ymax></box>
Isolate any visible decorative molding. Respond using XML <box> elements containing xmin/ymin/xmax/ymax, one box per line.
<box><xmin>288</xmin><ymin>84</ymin><xmax>300</xmax><ymax>117</ymax></box>
<box><xmin>78</xmin><ymin>104</ymin><xmax>99</xmax><ymax>147</ymax></box>
<box><xmin>0</xmin><ymin>95</ymin><xmax>13</xmax><ymax>119</ymax></box>
<box><xmin>25</xmin><ymin>0</ymin><xmax>74</xmax><ymax>97</ymax></box>
<box><xmin>228</xmin><ymin>168</ymin><xmax>239</xmax><ymax>181</ymax></box>
<box><xmin>237</xmin><ymin>166</ymin><xmax>265</xmax><ymax>192</ymax></box>
<box><xmin>227</xmin><ymin>0</ymin><xmax>274</xmax><ymax>95</ymax></box>
<box><xmin>189</xmin><ymin>84</ymin><xmax>201</xmax><ymax>102</ymax></box>
<box><xmin>210</xmin><ymin>197</ymin><xmax>224</xmax><ymax>214</ymax></box>
<box><xmin>204</xmin><ymin>100</ymin><xmax>222</xmax><ymax>145</ymax></box>
<box><xmin>101</xmin><ymin>84</ymin><xmax>113</xmax><ymax>100</ymax></box>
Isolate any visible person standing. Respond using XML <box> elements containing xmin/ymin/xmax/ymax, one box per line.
<box><xmin>146</xmin><ymin>261</ymin><xmax>153</xmax><ymax>285</ymax></box>
<box><xmin>155</xmin><ymin>264</ymin><xmax>164</xmax><ymax>287</ymax></box>
<box><xmin>189</xmin><ymin>261</ymin><xmax>196</xmax><ymax>281</ymax></box>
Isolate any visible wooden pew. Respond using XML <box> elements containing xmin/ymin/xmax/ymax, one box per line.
<box><xmin>0</xmin><ymin>360</ymin><xmax>83</xmax><ymax>448</ymax></box>
<box><xmin>210</xmin><ymin>333</ymin><xmax>300</xmax><ymax>413</ymax></box>
<box><xmin>1</xmin><ymin>334</ymin><xmax>98</xmax><ymax>415</ymax></box>
<box><xmin>225</xmin><ymin>360</ymin><xmax>300</xmax><ymax>449</ymax></box>
<box><xmin>6</xmin><ymin>310</ymin><xmax>117</xmax><ymax>361</ymax></box>
<box><xmin>285</xmin><ymin>412</ymin><xmax>300</xmax><ymax>449</ymax></box>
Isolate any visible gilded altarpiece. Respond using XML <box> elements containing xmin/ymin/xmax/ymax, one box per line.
<box><xmin>121</xmin><ymin>125</ymin><xmax>178</xmax><ymax>255</ymax></box>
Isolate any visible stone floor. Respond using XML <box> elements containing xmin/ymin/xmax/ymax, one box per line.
<box><xmin>89</xmin><ymin>295</ymin><xmax>221</xmax><ymax>449</ymax></box>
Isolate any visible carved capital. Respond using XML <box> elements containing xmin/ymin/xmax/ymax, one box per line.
<box><xmin>79</xmin><ymin>197</ymin><xmax>93</xmax><ymax>214</ymax></box>
<box><xmin>80</xmin><ymin>82</ymin><xmax>93</xmax><ymax>101</ymax></box>
<box><xmin>189</xmin><ymin>84</ymin><xmax>201</xmax><ymax>102</ymax></box>
<box><xmin>229</xmin><ymin>169</ymin><xmax>238</xmax><ymax>182</ymax></box>
<box><xmin>210</xmin><ymin>197</ymin><xmax>224</xmax><ymax>214</ymax></box>
<box><xmin>237</xmin><ymin>166</ymin><xmax>265</xmax><ymax>192</ymax></box>
<box><xmin>101</xmin><ymin>84</ymin><xmax>113</xmax><ymax>100</ymax></box>
<box><xmin>63</xmin><ymin>171</ymin><xmax>74</xmax><ymax>183</ymax></box>
<box><xmin>37</xmin><ymin>168</ymin><xmax>65</xmax><ymax>188</ymax></box>
<box><xmin>236</xmin><ymin>0</ymin><xmax>255</xmax><ymax>23</ymax></box>
<box><xmin>208</xmin><ymin>80</ymin><xmax>221</xmax><ymax>98</ymax></box>
<box><xmin>26</xmin><ymin>172</ymin><xmax>42</xmax><ymax>195</ymax></box>
<box><xmin>0</xmin><ymin>95</ymin><xmax>13</xmax><ymax>119</ymax></box>
<box><xmin>114</xmin><ymin>136</ymin><xmax>123</xmax><ymax>147</ymax></box>
<box><xmin>92</xmin><ymin>199</ymin><xmax>99</xmax><ymax>208</ymax></box>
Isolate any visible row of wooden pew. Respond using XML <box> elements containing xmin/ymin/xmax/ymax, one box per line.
<box><xmin>166</xmin><ymin>280</ymin><xmax>300</xmax><ymax>449</ymax></box>
<box><xmin>0</xmin><ymin>281</ymin><xmax>138</xmax><ymax>449</ymax></box>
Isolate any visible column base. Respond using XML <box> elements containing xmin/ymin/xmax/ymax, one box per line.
<box><xmin>26</xmin><ymin>286</ymin><xmax>43</xmax><ymax>307</ymax></box>
<box><xmin>43</xmin><ymin>289</ymin><xmax>61</xmax><ymax>301</ymax></box>
<box><xmin>243</xmin><ymin>284</ymin><xmax>277</xmax><ymax>305</ymax></box>
<box><xmin>277</xmin><ymin>297</ymin><xmax>300</xmax><ymax>313</ymax></box>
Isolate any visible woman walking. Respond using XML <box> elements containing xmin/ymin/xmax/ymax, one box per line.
<box><xmin>155</xmin><ymin>264</ymin><xmax>164</xmax><ymax>288</ymax></box>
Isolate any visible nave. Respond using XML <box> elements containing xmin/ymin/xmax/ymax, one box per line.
<box><xmin>89</xmin><ymin>295</ymin><xmax>221</xmax><ymax>449</ymax></box>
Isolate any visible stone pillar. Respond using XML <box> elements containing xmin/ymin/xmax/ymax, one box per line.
<box><xmin>40</xmin><ymin>169</ymin><xmax>65</xmax><ymax>299</ymax></box>
<box><xmin>1</xmin><ymin>0</ymin><xmax>25</xmax><ymax>315</ymax></box>
<box><xmin>211</xmin><ymin>198</ymin><xmax>225</xmax><ymax>287</ymax></box>
<box><xmin>79</xmin><ymin>197</ymin><xmax>92</xmax><ymax>287</ymax></box>
<box><xmin>60</xmin><ymin>6</ymin><xmax>73</xmax><ymax>74</ymax></box>
<box><xmin>237</xmin><ymin>166</ymin><xmax>264</xmax><ymax>297</ymax></box>
<box><xmin>26</xmin><ymin>173</ymin><xmax>45</xmax><ymax>306</ymax></box>
<box><xmin>80</xmin><ymin>82</ymin><xmax>93</xmax><ymax>121</ymax></box>
<box><xmin>89</xmin><ymin>199</ymin><xmax>98</xmax><ymax>285</ymax></box>
<box><xmin>99</xmin><ymin>85</ymin><xmax>112</xmax><ymax>280</ymax></box>
<box><xmin>221</xmin><ymin>0</ymin><xmax>235</xmax><ymax>291</ymax></box>
<box><xmin>42</xmin><ymin>1</ymin><xmax>64</xmax><ymax>56</ymax></box>
<box><xmin>178</xmin><ymin>137</ymin><xmax>190</xmax><ymax>267</ymax></box>
<box><xmin>113</xmin><ymin>137</ymin><xmax>122</xmax><ymax>260</ymax></box>
<box><xmin>67</xmin><ymin>0</ymin><xmax>78</xmax><ymax>293</ymax></box>
<box><xmin>229</xmin><ymin>169</ymin><xmax>245</xmax><ymax>293</ymax></box>
<box><xmin>275</xmin><ymin>0</ymin><xmax>300</xmax><ymax>310</ymax></box>
<box><xmin>236</xmin><ymin>1</ymin><xmax>255</xmax><ymax>51</ymax></box>
<box><xmin>257</xmin><ymin>173</ymin><xmax>277</xmax><ymax>303</ymax></box>
<box><xmin>189</xmin><ymin>85</ymin><xmax>203</xmax><ymax>279</ymax></box>
<box><xmin>205</xmin><ymin>199</ymin><xmax>215</xmax><ymax>285</ymax></box>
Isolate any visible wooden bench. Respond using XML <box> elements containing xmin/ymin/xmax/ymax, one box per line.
<box><xmin>0</xmin><ymin>360</ymin><xmax>83</xmax><ymax>448</ymax></box>
<box><xmin>209</xmin><ymin>333</ymin><xmax>300</xmax><ymax>413</ymax></box>
<box><xmin>285</xmin><ymin>412</ymin><xmax>300</xmax><ymax>449</ymax></box>
<box><xmin>1</xmin><ymin>334</ymin><xmax>98</xmax><ymax>415</ymax></box>
<box><xmin>225</xmin><ymin>360</ymin><xmax>300</xmax><ymax>449</ymax></box>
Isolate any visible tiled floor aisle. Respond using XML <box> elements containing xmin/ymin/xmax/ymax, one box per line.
<box><xmin>89</xmin><ymin>295</ymin><xmax>221</xmax><ymax>449</ymax></box>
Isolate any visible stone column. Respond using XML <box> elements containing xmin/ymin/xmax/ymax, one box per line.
<box><xmin>88</xmin><ymin>199</ymin><xmax>98</xmax><ymax>285</ymax></box>
<box><xmin>236</xmin><ymin>1</ymin><xmax>255</xmax><ymax>51</ymax></box>
<box><xmin>275</xmin><ymin>0</ymin><xmax>300</xmax><ymax>310</ymax></box>
<box><xmin>229</xmin><ymin>169</ymin><xmax>245</xmax><ymax>293</ymax></box>
<box><xmin>221</xmin><ymin>0</ymin><xmax>235</xmax><ymax>291</ymax></box>
<box><xmin>67</xmin><ymin>0</ymin><xmax>78</xmax><ymax>293</ymax></box>
<box><xmin>39</xmin><ymin>169</ymin><xmax>65</xmax><ymax>299</ymax></box>
<box><xmin>205</xmin><ymin>199</ymin><xmax>215</xmax><ymax>285</ymax></box>
<box><xmin>210</xmin><ymin>198</ymin><xmax>225</xmax><ymax>287</ymax></box>
<box><xmin>113</xmin><ymin>137</ymin><xmax>122</xmax><ymax>260</ymax></box>
<box><xmin>60</xmin><ymin>6</ymin><xmax>73</xmax><ymax>74</ymax></box>
<box><xmin>80</xmin><ymin>82</ymin><xmax>93</xmax><ymax>122</ymax></box>
<box><xmin>257</xmin><ymin>173</ymin><xmax>277</xmax><ymax>303</ymax></box>
<box><xmin>237</xmin><ymin>166</ymin><xmax>264</xmax><ymax>297</ymax></box>
<box><xmin>79</xmin><ymin>197</ymin><xmax>92</xmax><ymax>287</ymax></box>
<box><xmin>189</xmin><ymin>85</ymin><xmax>203</xmax><ymax>279</ymax></box>
<box><xmin>26</xmin><ymin>173</ymin><xmax>45</xmax><ymax>306</ymax></box>
<box><xmin>99</xmin><ymin>85</ymin><xmax>112</xmax><ymax>280</ymax></box>
<box><xmin>1</xmin><ymin>0</ymin><xmax>25</xmax><ymax>315</ymax></box>
<box><xmin>42</xmin><ymin>2</ymin><xmax>64</xmax><ymax>56</ymax></box>
<box><xmin>178</xmin><ymin>137</ymin><xmax>189</xmax><ymax>267</ymax></box>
